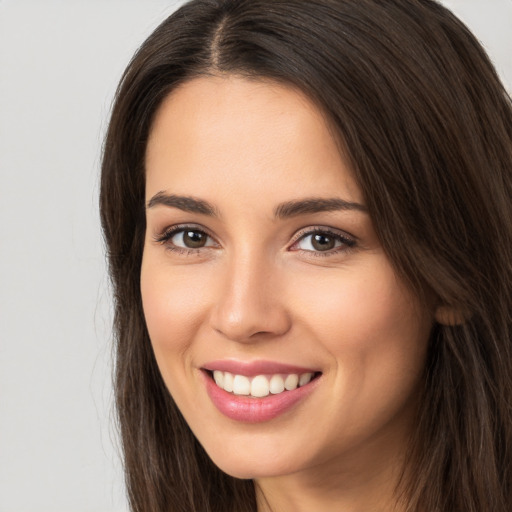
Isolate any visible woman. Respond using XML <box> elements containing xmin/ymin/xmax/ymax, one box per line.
<box><xmin>100</xmin><ymin>0</ymin><xmax>512</xmax><ymax>510</ymax></box>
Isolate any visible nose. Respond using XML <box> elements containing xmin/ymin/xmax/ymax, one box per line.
<box><xmin>209</xmin><ymin>251</ymin><xmax>292</xmax><ymax>343</ymax></box>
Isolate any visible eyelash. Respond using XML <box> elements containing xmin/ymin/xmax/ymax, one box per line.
<box><xmin>153</xmin><ymin>224</ymin><xmax>357</xmax><ymax>257</ymax></box>
<box><xmin>290</xmin><ymin>226</ymin><xmax>357</xmax><ymax>257</ymax></box>
<box><xmin>153</xmin><ymin>224</ymin><xmax>216</xmax><ymax>256</ymax></box>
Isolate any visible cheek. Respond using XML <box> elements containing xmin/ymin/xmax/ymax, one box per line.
<box><xmin>140</xmin><ymin>254</ymin><xmax>211</xmax><ymax>371</ymax></box>
<box><xmin>289</xmin><ymin>265</ymin><xmax>431</xmax><ymax>451</ymax></box>
<box><xmin>300</xmin><ymin>256</ymin><xmax>427</xmax><ymax>339</ymax></box>
<box><xmin>289</xmin><ymin>258</ymin><xmax>431</xmax><ymax>397</ymax></box>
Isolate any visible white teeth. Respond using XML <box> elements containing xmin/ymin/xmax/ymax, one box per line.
<box><xmin>211</xmin><ymin>370</ymin><xmax>315</xmax><ymax>397</ymax></box>
<box><xmin>284</xmin><ymin>374</ymin><xmax>299</xmax><ymax>391</ymax></box>
<box><xmin>223</xmin><ymin>372</ymin><xmax>234</xmax><ymax>392</ymax></box>
<box><xmin>299</xmin><ymin>372</ymin><xmax>313</xmax><ymax>387</ymax></box>
<box><xmin>232</xmin><ymin>375</ymin><xmax>251</xmax><ymax>395</ymax></box>
<box><xmin>213</xmin><ymin>370</ymin><xmax>224</xmax><ymax>387</ymax></box>
<box><xmin>269</xmin><ymin>374</ymin><xmax>285</xmax><ymax>394</ymax></box>
<box><xmin>251</xmin><ymin>375</ymin><xmax>270</xmax><ymax>397</ymax></box>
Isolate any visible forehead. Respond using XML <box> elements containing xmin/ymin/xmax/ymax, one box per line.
<box><xmin>145</xmin><ymin>75</ymin><xmax>363</xmax><ymax>208</ymax></box>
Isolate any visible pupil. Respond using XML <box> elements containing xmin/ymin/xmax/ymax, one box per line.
<box><xmin>312</xmin><ymin>233</ymin><xmax>334</xmax><ymax>251</ymax></box>
<box><xmin>184</xmin><ymin>230</ymin><xmax>206</xmax><ymax>248</ymax></box>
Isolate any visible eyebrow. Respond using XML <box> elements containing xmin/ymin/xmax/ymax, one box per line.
<box><xmin>146</xmin><ymin>192</ymin><xmax>367</xmax><ymax>218</ymax></box>
<box><xmin>147</xmin><ymin>192</ymin><xmax>219</xmax><ymax>216</ymax></box>
<box><xmin>274</xmin><ymin>197</ymin><xmax>368</xmax><ymax>218</ymax></box>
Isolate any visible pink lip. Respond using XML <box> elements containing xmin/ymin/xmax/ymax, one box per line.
<box><xmin>201</xmin><ymin>368</ymin><xmax>320</xmax><ymax>423</ymax></box>
<box><xmin>202</xmin><ymin>359</ymin><xmax>318</xmax><ymax>377</ymax></box>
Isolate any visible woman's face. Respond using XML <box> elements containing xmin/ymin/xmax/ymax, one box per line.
<box><xmin>141</xmin><ymin>76</ymin><xmax>433</xmax><ymax>482</ymax></box>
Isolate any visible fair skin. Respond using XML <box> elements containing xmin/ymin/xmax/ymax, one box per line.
<box><xmin>141</xmin><ymin>75</ymin><xmax>435</xmax><ymax>512</ymax></box>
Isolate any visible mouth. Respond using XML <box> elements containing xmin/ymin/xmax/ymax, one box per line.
<box><xmin>204</xmin><ymin>369</ymin><xmax>322</xmax><ymax>398</ymax></box>
<box><xmin>200</xmin><ymin>360</ymin><xmax>322</xmax><ymax>422</ymax></box>
<box><xmin>201</xmin><ymin>366</ymin><xmax>321</xmax><ymax>422</ymax></box>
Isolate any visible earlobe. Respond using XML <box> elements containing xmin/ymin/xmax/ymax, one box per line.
<box><xmin>434</xmin><ymin>305</ymin><xmax>466</xmax><ymax>326</ymax></box>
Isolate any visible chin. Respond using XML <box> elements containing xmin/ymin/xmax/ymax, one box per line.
<box><xmin>198</xmin><ymin>433</ymin><xmax>310</xmax><ymax>480</ymax></box>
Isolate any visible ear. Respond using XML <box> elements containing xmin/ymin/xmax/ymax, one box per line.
<box><xmin>434</xmin><ymin>305</ymin><xmax>466</xmax><ymax>326</ymax></box>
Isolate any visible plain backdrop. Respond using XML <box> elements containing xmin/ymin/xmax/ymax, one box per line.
<box><xmin>0</xmin><ymin>1</ymin><xmax>510</xmax><ymax>511</ymax></box>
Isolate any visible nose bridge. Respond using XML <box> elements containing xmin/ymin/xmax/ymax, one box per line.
<box><xmin>210</xmin><ymin>246</ymin><xmax>290</xmax><ymax>342</ymax></box>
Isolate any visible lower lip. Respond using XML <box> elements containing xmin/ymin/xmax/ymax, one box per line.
<box><xmin>202</xmin><ymin>371</ymin><xmax>319</xmax><ymax>423</ymax></box>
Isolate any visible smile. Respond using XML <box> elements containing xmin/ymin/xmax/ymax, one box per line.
<box><xmin>201</xmin><ymin>363</ymin><xmax>321</xmax><ymax>423</ymax></box>
<box><xmin>212</xmin><ymin>370</ymin><xmax>315</xmax><ymax>398</ymax></box>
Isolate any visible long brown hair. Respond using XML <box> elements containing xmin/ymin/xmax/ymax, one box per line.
<box><xmin>100</xmin><ymin>1</ymin><xmax>512</xmax><ymax>510</ymax></box>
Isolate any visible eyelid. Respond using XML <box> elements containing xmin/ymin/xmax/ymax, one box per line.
<box><xmin>152</xmin><ymin>223</ymin><xmax>356</xmax><ymax>256</ymax></box>
<box><xmin>153</xmin><ymin>223</ymin><xmax>218</xmax><ymax>247</ymax></box>
<box><xmin>289</xmin><ymin>225</ymin><xmax>357</xmax><ymax>252</ymax></box>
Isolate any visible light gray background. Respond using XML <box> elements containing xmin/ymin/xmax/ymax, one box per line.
<box><xmin>0</xmin><ymin>1</ymin><xmax>510</xmax><ymax>511</ymax></box>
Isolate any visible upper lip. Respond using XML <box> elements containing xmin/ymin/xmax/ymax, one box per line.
<box><xmin>201</xmin><ymin>359</ymin><xmax>320</xmax><ymax>377</ymax></box>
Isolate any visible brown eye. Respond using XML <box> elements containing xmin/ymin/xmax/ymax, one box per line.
<box><xmin>311</xmin><ymin>233</ymin><xmax>336</xmax><ymax>251</ymax></box>
<box><xmin>182</xmin><ymin>230</ymin><xmax>208</xmax><ymax>248</ymax></box>
<box><xmin>165</xmin><ymin>228</ymin><xmax>216</xmax><ymax>250</ymax></box>
<box><xmin>292</xmin><ymin>229</ymin><xmax>356</xmax><ymax>254</ymax></box>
